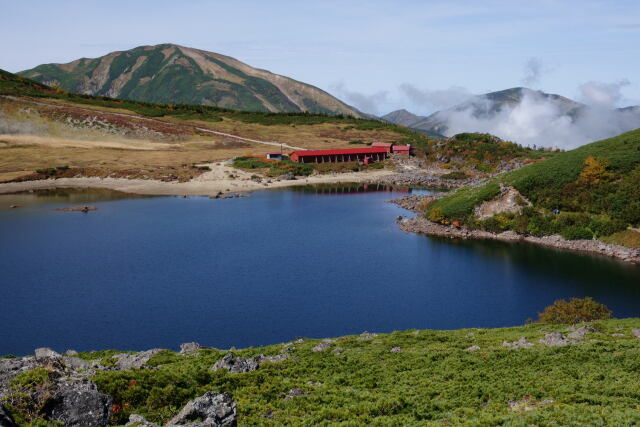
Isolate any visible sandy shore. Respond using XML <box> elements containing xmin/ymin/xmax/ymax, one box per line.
<box><xmin>0</xmin><ymin>162</ymin><xmax>396</xmax><ymax>196</ymax></box>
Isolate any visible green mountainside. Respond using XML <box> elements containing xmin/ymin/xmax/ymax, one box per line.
<box><xmin>426</xmin><ymin>129</ymin><xmax>640</xmax><ymax>243</ymax></box>
<box><xmin>0</xmin><ymin>68</ymin><xmax>376</xmax><ymax>127</ymax></box>
<box><xmin>18</xmin><ymin>44</ymin><xmax>362</xmax><ymax>116</ymax></box>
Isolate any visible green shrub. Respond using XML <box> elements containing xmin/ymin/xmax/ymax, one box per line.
<box><xmin>588</xmin><ymin>217</ymin><xmax>627</xmax><ymax>237</ymax></box>
<box><xmin>6</xmin><ymin>368</ymin><xmax>57</xmax><ymax>421</ymax></box>
<box><xmin>267</xmin><ymin>160</ymin><xmax>313</xmax><ymax>176</ymax></box>
<box><xmin>536</xmin><ymin>297</ymin><xmax>612</xmax><ymax>324</ymax></box>
<box><xmin>441</xmin><ymin>171</ymin><xmax>468</xmax><ymax>180</ymax></box>
<box><xmin>526</xmin><ymin>214</ymin><xmax>557</xmax><ymax>237</ymax></box>
<box><xmin>560</xmin><ymin>225</ymin><xmax>593</xmax><ymax>240</ymax></box>
<box><xmin>232</xmin><ymin>157</ymin><xmax>271</xmax><ymax>169</ymax></box>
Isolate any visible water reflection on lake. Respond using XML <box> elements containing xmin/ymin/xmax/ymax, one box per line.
<box><xmin>0</xmin><ymin>186</ymin><xmax>638</xmax><ymax>355</ymax></box>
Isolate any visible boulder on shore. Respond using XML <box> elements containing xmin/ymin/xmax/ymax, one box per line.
<box><xmin>566</xmin><ymin>325</ymin><xmax>596</xmax><ymax>340</ymax></box>
<box><xmin>167</xmin><ymin>391</ymin><xmax>236</xmax><ymax>426</ymax></box>
<box><xmin>35</xmin><ymin>347</ymin><xmax>61</xmax><ymax>360</ymax></box>
<box><xmin>180</xmin><ymin>342</ymin><xmax>203</xmax><ymax>354</ymax></box>
<box><xmin>126</xmin><ymin>414</ymin><xmax>159</xmax><ymax>426</ymax></box>
<box><xmin>539</xmin><ymin>332</ymin><xmax>579</xmax><ymax>347</ymax></box>
<box><xmin>211</xmin><ymin>353</ymin><xmax>289</xmax><ymax>373</ymax></box>
<box><xmin>503</xmin><ymin>337</ymin><xmax>534</xmax><ymax>350</ymax></box>
<box><xmin>112</xmin><ymin>349</ymin><xmax>165</xmax><ymax>370</ymax></box>
<box><xmin>44</xmin><ymin>380</ymin><xmax>112</xmax><ymax>427</ymax></box>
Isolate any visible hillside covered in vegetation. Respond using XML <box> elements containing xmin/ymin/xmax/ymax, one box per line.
<box><xmin>425</xmin><ymin>129</ymin><xmax>640</xmax><ymax>246</ymax></box>
<box><xmin>422</xmin><ymin>132</ymin><xmax>556</xmax><ymax>174</ymax></box>
<box><xmin>17</xmin><ymin>44</ymin><xmax>361</xmax><ymax>116</ymax></box>
<box><xmin>2</xmin><ymin>317</ymin><xmax>640</xmax><ymax>425</ymax></box>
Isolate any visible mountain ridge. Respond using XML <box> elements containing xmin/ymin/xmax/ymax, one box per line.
<box><xmin>18</xmin><ymin>43</ymin><xmax>363</xmax><ymax>117</ymax></box>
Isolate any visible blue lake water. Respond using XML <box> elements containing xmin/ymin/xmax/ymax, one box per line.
<box><xmin>1</xmin><ymin>186</ymin><xmax>639</xmax><ymax>355</ymax></box>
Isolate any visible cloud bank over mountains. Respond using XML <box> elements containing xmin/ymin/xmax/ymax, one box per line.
<box><xmin>435</xmin><ymin>89</ymin><xmax>640</xmax><ymax>149</ymax></box>
<box><xmin>335</xmin><ymin>72</ymin><xmax>638</xmax><ymax>149</ymax></box>
<box><xmin>335</xmin><ymin>55</ymin><xmax>639</xmax><ymax>149</ymax></box>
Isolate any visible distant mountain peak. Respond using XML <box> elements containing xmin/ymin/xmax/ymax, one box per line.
<box><xmin>381</xmin><ymin>109</ymin><xmax>420</xmax><ymax>126</ymax></box>
<box><xmin>19</xmin><ymin>44</ymin><xmax>362</xmax><ymax>116</ymax></box>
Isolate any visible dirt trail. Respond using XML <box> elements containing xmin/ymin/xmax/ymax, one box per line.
<box><xmin>2</xmin><ymin>96</ymin><xmax>305</xmax><ymax>151</ymax></box>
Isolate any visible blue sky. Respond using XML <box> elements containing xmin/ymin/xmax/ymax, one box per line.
<box><xmin>2</xmin><ymin>0</ymin><xmax>639</xmax><ymax>115</ymax></box>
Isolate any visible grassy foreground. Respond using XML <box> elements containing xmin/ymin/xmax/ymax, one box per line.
<box><xmin>8</xmin><ymin>319</ymin><xmax>640</xmax><ymax>425</ymax></box>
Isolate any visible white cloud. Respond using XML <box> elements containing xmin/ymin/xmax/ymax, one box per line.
<box><xmin>521</xmin><ymin>57</ymin><xmax>544</xmax><ymax>87</ymax></box>
<box><xmin>578</xmin><ymin>79</ymin><xmax>630</xmax><ymax>108</ymax></box>
<box><xmin>329</xmin><ymin>82</ymin><xmax>389</xmax><ymax>115</ymax></box>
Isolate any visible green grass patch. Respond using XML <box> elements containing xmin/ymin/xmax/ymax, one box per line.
<box><xmin>428</xmin><ymin>180</ymin><xmax>501</xmax><ymax>221</ymax></box>
<box><xmin>600</xmin><ymin>229</ymin><xmax>640</xmax><ymax>248</ymax></box>
<box><xmin>232</xmin><ymin>157</ymin><xmax>314</xmax><ymax>177</ymax></box>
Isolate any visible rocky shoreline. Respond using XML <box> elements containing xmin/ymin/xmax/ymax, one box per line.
<box><xmin>390</xmin><ymin>193</ymin><xmax>640</xmax><ymax>264</ymax></box>
<box><xmin>373</xmin><ymin>171</ymin><xmax>476</xmax><ymax>190</ymax></box>
<box><xmin>396</xmin><ymin>214</ymin><xmax>640</xmax><ymax>264</ymax></box>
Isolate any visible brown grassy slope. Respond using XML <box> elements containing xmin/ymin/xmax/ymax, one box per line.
<box><xmin>0</xmin><ymin>96</ymin><xmax>404</xmax><ymax>182</ymax></box>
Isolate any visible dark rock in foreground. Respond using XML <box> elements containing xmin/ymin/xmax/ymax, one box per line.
<box><xmin>44</xmin><ymin>380</ymin><xmax>112</xmax><ymax>427</ymax></box>
<box><xmin>0</xmin><ymin>404</ymin><xmax>17</xmax><ymax>427</ymax></box>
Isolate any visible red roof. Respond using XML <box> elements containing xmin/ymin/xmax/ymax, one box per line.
<box><xmin>393</xmin><ymin>145</ymin><xmax>411</xmax><ymax>151</ymax></box>
<box><xmin>289</xmin><ymin>147</ymin><xmax>389</xmax><ymax>157</ymax></box>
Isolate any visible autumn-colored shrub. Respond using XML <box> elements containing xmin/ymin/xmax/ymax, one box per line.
<box><xmin>579</xmin><ymin>156</ymin><xmax>612</xmax><ymax>185</ymax></box>
<box><xmin>427</xmin><ymin>207</ymin><xmax>445</xmax><ymax>223</ymax></box>
<box><xmin>537</xmin><ymin>297</ymin><xmax>612</xmax><ymax>324</ymax></box>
